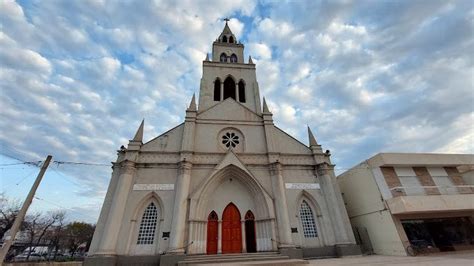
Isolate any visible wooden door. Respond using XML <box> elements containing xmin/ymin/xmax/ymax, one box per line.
<box><xmin>222</xmin><ymin>203</ymin><xmax>242</xmax><ymax>253</ymax></box>
<box><xmin>207</xmin><ymin>211</ymin><xmax>218</xmax><ymax>254</ymax></box>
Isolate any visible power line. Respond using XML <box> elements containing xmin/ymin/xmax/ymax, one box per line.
<box><xmin>53</xmin><ymin>161</ymin><xmax>111</xmax><ymax>166</ymax></box>
<box><xmin>34</xmin><ymin>196</ymin><xmax>97</xmax><ymax>221</ymax></box>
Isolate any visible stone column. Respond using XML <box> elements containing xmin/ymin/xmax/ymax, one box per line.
<box><xmin>96</xmin><ymin>160</ymin><xmax>136</xmax><ymax>254</ymax></box>
<box><xmin>169</xmin><ymin>161</ymin><xmax>192</xmax><ymax>253</ymax></box>
<box><xmin>236</xmin><ymin>83</ymin><xmax>240</xmax><ymax>102</ymax></box>
<box><xmin>220</xmin><ymin>82</ymin><xmax>224</xmax><ymax>101</ymax></box>
<box><xmin>317</xmin><ymin>163</ymin><xmax>353</xmax><ymax>244</ymax></box>
<box><xmin>270</xmin><ymin>162</ymin><xmax>294</xmax><ymax>247</ymax></box>
<box><xmin>218</xmin><ymin>221</ymin><xmax>222</xmax><ymax>254</ymax></box>
<box><xmin>241</xmin><ymin>220</ymin><xmax>246</xmax><ymax>252</ymax></box>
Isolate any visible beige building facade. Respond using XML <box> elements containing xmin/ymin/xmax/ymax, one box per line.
<box><xmin>85</xmin><ymin>23</ymin><xmax>359</xmax><ymax>266</ymax></box>
<box><xmin>337</xmin><ymin>153</ymin><xmax>474</xmax><ymax>256</ymax></box>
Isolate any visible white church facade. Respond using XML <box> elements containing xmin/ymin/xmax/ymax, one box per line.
<box><xmin>86</xmin><ymin>22</ymin><xmax>360</xmax><ymax>266</ymax></box>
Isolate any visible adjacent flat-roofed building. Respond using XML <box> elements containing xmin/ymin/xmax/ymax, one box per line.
<box><xmin>337</xmin><ymin>153</ymin><xmax>474</xmax><ymax>256</ymax></box>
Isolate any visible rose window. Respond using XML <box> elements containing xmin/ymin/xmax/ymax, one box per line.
<box><xmin>222</xmin><ymin>132</ymin><xmax>240</xmax><ymax>148</ymax></box>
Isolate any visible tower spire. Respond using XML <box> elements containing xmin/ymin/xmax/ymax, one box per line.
<box><xmin>132</xmin><ymin>119</ymin><xmax>144</xmax><ymax>142</ymax></box>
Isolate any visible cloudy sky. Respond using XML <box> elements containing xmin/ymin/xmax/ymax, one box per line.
<box><xmin>1</xmin><ymin>0</ymin><xmax>473</xmax><ymax>222</ymax></box>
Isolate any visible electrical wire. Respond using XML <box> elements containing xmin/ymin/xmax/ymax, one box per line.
<box><xmin>33</xmin><ymin>196</ymin><xmax>97</xmax><ymax>221</ymax></box>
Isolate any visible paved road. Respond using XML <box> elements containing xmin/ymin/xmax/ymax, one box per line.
<box><xmin>307</xmin><ymin>251</ymin><xmax>474</xmax><ymax>265</ymax></box>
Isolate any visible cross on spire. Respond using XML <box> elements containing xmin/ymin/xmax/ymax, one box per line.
<box><xmin>224</xmin><ymin>18</ymin><xmax>230</xmax><ymax>23</ymax></box>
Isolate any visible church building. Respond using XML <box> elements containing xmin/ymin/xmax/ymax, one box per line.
<box><xmin>86</xmin><ymin>22</ymin><xmax>360</xmax><ymax>266</ymax></box>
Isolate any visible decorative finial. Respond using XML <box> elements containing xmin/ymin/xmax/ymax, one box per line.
<box><xmin>188</xmin><ymin>93</ymin><xmax>197</xmax><ymax>111</ymax></box>
<box><xmin>205</xmin><ymin>53</ymin><xmax>209</xmax><ymax>61</ymax></box>
<box><xmin>224</xmin><ymin>18</ymin><xmax>230</xmax><ymax>23</ymax></box>
<box><xmin>248</xmin><ymin>55</ymin><xmax>254</xmax><ymax>64</ymax></box>
<box><xmin>307</xmin><ymin>126</ymin><xmax>318</xmax><ymax>147</ymax></box>
<box><xmin>132</xmin><ymin>119</ymin><xmax>145</xmax><ymax>142</ymax></box>
<box><xmin>262</xmin><ymin>97</ymin><xmax>270</xmax><ymax>113</ymax></box>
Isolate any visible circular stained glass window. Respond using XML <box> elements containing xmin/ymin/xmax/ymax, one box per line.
<box><xmin>222</xmin><ymin>132</ymin><xmax>240</xmax><ymax>148</ymax></box>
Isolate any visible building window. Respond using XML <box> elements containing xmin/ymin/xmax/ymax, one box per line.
<box><xmin>222</xmin><ymin>35</ymin><xmax>228</xmax><ymax>43</ymax></box>
<box><xmin>299</xmin><ymin>200</ymin><xmax>318</xmax><ymax>238</ymax></box>
<box><xmin>220</xmin><ymin>53</ymin><xmax>227</xmax><ymax>62</ymax></box>
<box><xmin>222</xmin><ymin>132</ymin><xmax>240</xmax><ymax>148</ymax></box>
<box><xmin>238</xmin><ymin>80</ymin><xmax>245</xmax><ymax>103</ymax></box>
<box><xmin>214</xmin><ymin>78</ymin><xmax>221</xmax><ymax>101</ymax></box>
<box><xmin>137</xmin><ymin>202</ymin><xmax>158</xmax><ymax>245</ymax></box>
<box><xmin>229</xmin><ymin>36</ymin><xmax>234</xmax><ymax>43</ymax></box>
<box><xmin>223</xmin><ymin>77</ymin><xmax>236</xmax><ymax>100</ymax></box>
<box><xmin>398</xmin><ymin>176</ymin><xmax>425</xmax><ymax>196</ymax></box>
<box><xmin>230</xmin><ymin>54</ymin><xmax>237</xmax><ymax>63</ymax></box>
<box><xmin>432</xmin><ymin>175</ymin><xmax>456</xmax><ymax>194</ymax></box>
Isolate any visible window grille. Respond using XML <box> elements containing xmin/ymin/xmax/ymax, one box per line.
<box><xmin>300</xmin><ymin>200</ymin><xmax>318</xmax><ymax>238</ymax></box>
<box><xmin>137</xmin><ymin>202</ymin><xmax>158</xmax><ymax>245</ymax></box>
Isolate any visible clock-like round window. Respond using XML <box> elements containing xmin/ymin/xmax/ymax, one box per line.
<box><xmin>222</xmin><ymin>132</ymin><xmax>240</xmax><ymax>148</ymax></box>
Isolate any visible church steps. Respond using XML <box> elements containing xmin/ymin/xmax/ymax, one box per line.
<box><xmin>177</xmin><ymin>252</ymin><xmax>306</xmax><ymax>265</ymax></box>
<box><xmin>184</xmin><ymin>252</ymin><xmax>280</xmax><ymax>260</ymax></box>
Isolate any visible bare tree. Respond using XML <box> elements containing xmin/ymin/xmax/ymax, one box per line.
<box><xmin>0</xmin><ymin>194</ymin><xmax>21</xmax><ymax>240</ymax></box>
<box><xmin>23</xmin><ymin>212</ymin><xmax>42</xmax><ymax>260</ymax></box>
<box><xmin>44</xmin><ymin>211</ymin><xmax>66</xmax><ymax>260</ymax></box>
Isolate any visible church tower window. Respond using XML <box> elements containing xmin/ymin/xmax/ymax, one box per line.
<box><xmin>137</xmin><ymin>202</ymin><xmax>158</xmax><ymax>245</ymax></box>
<box><xmin>222</xmin><ymin>35</ymin><xmax>228</xmax><ymax>43</ymax></box>
<box><xmin>223</xmin><ymin>77</ymin><xmax>236</xmax><ymax>100</ymax></box>
<box><xmin>230</xmin><ymin>54</ymin><xmax>237</xmax><ymax>63</ymax></box>
<box><xmin>229</xmin><ymin>36</ymin><xmax>234</xmax><ymax>43</ymax></box>
<box><xmin>220</xmin><ymin>53</ymin><xmax>227</xmax><ymax>62</ymax></box>
<box><xmin>299</xmin><ymin>200</ymin><xmax>318</xmax><ymax>238</ymax></box>
<box><xmin>238</xmin><ymin>80</ymin><xmax>246</xmax><ymax>103</ymax></box>
<box><xmin>214</xmin><ymin>78</ymin><xmax>221</xmax><ymax>101</ymax></box>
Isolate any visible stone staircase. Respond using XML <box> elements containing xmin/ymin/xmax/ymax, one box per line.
<box><xmin>177</xmin><ymin>252</ymin><xmax>308</xmax><ymax>265</ymax></box>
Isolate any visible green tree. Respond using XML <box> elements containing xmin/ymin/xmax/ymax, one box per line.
<box><xmin>65</xmin><ymin>222</ymin><xmax>95</xmax><ymax>257</ymax></box>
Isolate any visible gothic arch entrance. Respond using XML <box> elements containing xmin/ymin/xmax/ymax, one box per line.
<box><xmin>207</xmin><ymin>211</ymin><xmax>218</xmax><ymax>254</ymax></box>
<box><xmin>245</xmin><ymin>210</ymin><xmax>257</xmax><ymax>252</ymax></box>
<box><xmin>222</xmin><ymin>203</ymin><xmax>242</xmax><ymax>253</ymax></box>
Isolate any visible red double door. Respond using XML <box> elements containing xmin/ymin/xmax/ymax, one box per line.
<box><xmin>207</xmin><ymin>203</ymin><xmax>243</xmax><ymax>254</ymax></box>
<box><xmin>222</xmin><ymin>203</ymin><xmax>242</xmax><ymax>253</ymax></box>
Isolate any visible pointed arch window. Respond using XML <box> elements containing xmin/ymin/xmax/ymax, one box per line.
<box><xmin>222</xmin><ymin>35</ymin><xmax>228</xmax><ymax>43</ymax></box>
<box><xmin>137</xmin><ymin>202</ymin><xmax>158</xmax><ymax>245</ymax></box>
<box><xmin>229</xmin><ymin>36</ymin><xmax>234</xmax><ymax>43</ymax></box>
<box><xmin>214</xmin><ymin>78</ymin><xmax>221</xmax><ymax>101</ymax></box>
<box><xmin>238</xmin><ymin>80</ymin><xmax>246</xmax><ymax>103</ymax></box>
<box><xmin>223</xmin><ymin>77</ymin><xmax>236</xmax><ymax>100</ymax></box>
<box><xmin>230</xmin><ymin>54</ymin><xmax>237</xmax><ymax>63</ymax></box>
<box><xmin>299</xmin><ymin>200</ymin><xmax>318</xmax><ymax>238</ymax></box>
<box><xmin>220</xmin><ymin>53</ymin><xmax>227</xmax><ymax>62</ymax></box>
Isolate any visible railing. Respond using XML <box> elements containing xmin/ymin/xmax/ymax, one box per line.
<box><xmin>390</xmin><ymin>185</ymin><xmax>474</xmax><ymax>196</ymax></box>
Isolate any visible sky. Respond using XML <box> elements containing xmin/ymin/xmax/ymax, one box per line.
<box><xmin>0</xmin><ymin>0</ymin><xmax>473</xmax><ymax>223</ymax></box>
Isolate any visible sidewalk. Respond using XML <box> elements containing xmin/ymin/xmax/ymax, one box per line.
<box><xmin>307</xmin><ymin>251</ymin><xmax>474</xmax><ymax>265</ymax></box>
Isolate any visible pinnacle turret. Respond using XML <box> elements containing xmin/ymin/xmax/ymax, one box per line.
<box><xmin>132</xmin><ymin>119</ymin><xmax>144</xmax><ymax>142</ymax></box>
<box><xmin>307</xmin><ymin>126</ymin><xmax>318</xmax><ymax>147</ymax></box>
<box><xmin>262</xmin><ymin>97</ymin><xmax>270</xmax><ymax>113</ymax></box>
<box><xmin>188</xmin><ymin>93</ymin><xmax>197</xmax><ymax>111</ymax></box>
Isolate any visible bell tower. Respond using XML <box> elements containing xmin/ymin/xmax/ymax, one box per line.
<box><xmin>198</xmin><ymin>20</ymin><xmax>262</xmax><ymax>114</ymax></box>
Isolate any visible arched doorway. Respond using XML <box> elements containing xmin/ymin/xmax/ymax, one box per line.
<box><xmin>207</xmin><ymin>211</ymin><xmax>218</xmax><ymax>254</ymax></box>
<box><xmin>245</xmin><ymin>210</ymin><xmax>257</xmax><ymax>252</ymax></box>
<box><xmin>222</xmin><ymin>203</ymin><xmax>242</xmax><ymax>253</ymax></box>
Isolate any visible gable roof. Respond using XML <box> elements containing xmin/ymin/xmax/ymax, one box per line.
<box><xmin>197</xmin><ymin>98</ymin><xmax>262</xmax><ymax>122</ymax></box>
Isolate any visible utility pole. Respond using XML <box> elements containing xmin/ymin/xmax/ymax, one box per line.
<box><xmin>0</xmin><ymin>155</ymin><xmax>52</xmax><ymax>263</ymax></box>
